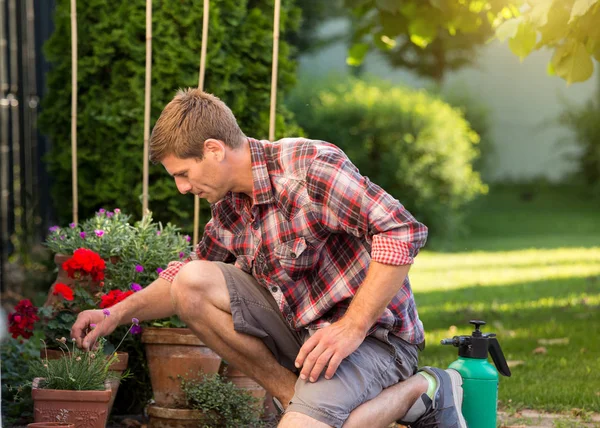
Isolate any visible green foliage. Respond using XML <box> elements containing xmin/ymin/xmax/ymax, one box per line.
<box><xmin>343</xmin><ymin>0</ymin><xmax>518</xmax><ymax>81</ymax></box>
<box><xmin>345</xmin><ymin>0</ymin><xmax>600</xmax><ymax>83</ymax></box>
<box><xmin>45</xmin><ymin>209</ymin><xmax>192</xmax><ymax>289</ymax></box>
<box><xmin>287</xmin><ymin>76</ymin><xmax>487</xmax><ymax>239</ymax></box>
<box><xmin>29</xmin><ymin>338</ymin><xmax>119</xmax><ymax>391</ymax></box>
<box><xmin>40</xmin><ymin>0</ymin><xmax>303</xmax><ymax>229</ymax></box>
<box><xmin>181</xmin><ymin>373</ymin><xmax>264</xmax><ymax>428</ymax></box>
<box><xmin>559</xmin><ymin>99</ymin><xmax>600</xmax><ymax>194</ymax></box>
<box><xmin>496</xmin><ymin>0</ymin><xmax>600</xmax><ymax>84</ymax></box>
<box><xmin>1</xmin><ymin>335</ymin><xmax>40</xmax><ymax>426</ymax></box>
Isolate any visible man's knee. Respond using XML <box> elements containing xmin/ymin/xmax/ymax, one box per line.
<box><xmin>279</xmin><ymin>411</ymin><xmax>332</xmax><ymax>428</ymax></box>
<box><xmin>170</xmin><ymin>261</ymin><xmax>229</xmax><ymax>318</ymax></box>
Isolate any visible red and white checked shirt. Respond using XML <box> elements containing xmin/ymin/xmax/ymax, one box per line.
<box><xmin>160</xmin><ymin>138</ymin><xmax>428</xmax><ymax>344</ymax></box>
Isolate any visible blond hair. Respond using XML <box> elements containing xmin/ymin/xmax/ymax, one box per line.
<box><xmin>149</xmin><ymin>88</ymin><xmax>245</xmax><ymax>163</ymax></box>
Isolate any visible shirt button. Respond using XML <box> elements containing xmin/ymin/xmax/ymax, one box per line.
<box><xmin>271</xmin><ymin>286</ymin><xmax>279</xmax><ymax>293</ymax></box>
<box><xmin>252</xmin><ymin>222</ymin><xmax>259</xmax><ymax>230</ymax></box>
<box><xmin>290</xmin><ymin>252</ymin><xmax>297</xmax><ymax>259</ymax></box>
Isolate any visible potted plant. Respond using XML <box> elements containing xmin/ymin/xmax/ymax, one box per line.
<box><xmin>27</xmin><ymin>313</ymin><xmax>139</xmax><ymax>428</ymax></box>
<box><xmin>142</xmin><ymin>319</ymin><xmax>222</xmax><ymax>408</ymax></box>
<box><xmin>147</xmin><ymin>372</ymin><xmax>264</xmax><ymax>427</ymax></box>
<box><xmin>43</xmin><ymin>209</ymin><xmax>194</xmax><ymax>412</ymax></box>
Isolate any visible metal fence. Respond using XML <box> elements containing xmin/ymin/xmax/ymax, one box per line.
<box><xmin>1</xmin><ymin>0</ymin><xmax>55</xmax><ymax>292</ymax></box>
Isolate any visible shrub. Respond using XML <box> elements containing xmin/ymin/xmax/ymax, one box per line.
<box><xmin>40</xmin><ymin>0</ymin><xmax>303</xmax><ymax>228</ymax></box>
<box><xmin>287</xmin><ymin>76</ymin><xmax>487</xmax><ymax>239</ymax></box>
<box><xmin>559</xmin><ymin>99</ymin><xmax>600</xmax><ymax>195</ymax></box>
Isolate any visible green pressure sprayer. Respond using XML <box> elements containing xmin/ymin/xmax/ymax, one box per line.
<box><xmin>441</xmin><ymin>320</ymin><xmax>511</xmax><ymax>428</ymax></box>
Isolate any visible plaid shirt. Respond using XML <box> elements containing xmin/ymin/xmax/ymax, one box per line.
<box><xmin>160</xmin><ymin>138</ymin><xmax>428</xmax><ymax>344</ymax></box>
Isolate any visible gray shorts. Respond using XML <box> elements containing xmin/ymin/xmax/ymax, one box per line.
<box><xmin>216</xmin><ymin>262</ymin><xmax>420</xmax><ymax>427</ymax></box>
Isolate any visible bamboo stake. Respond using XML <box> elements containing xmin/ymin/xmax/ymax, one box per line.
<box><xmin>268</xmin><ymin>0</ymin><xmax>281</xmax><ymax>141</ymax></box>
<box><xmin>142</xmin><ymin>0</ymin><xmax>152</xmax><ymax>216</ymax></box>
<box><xmin>193</xmin><ymin>0</ymin><xmax>210</xmax><ymax>244</ymax></box>
<box><xmin>70</xmin><ymin>0</ymin><xmax>78</xmax><ymax>224</ymax></box>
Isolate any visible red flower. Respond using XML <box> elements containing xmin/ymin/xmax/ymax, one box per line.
<box><xmin>7</xmin><ymin>299</ymin><xmax>39</xmax><ymax>340</ymax></box>
<box><xmin>52</xmin><ymin>283</ymin><xmax>74</xmax><ymax>301</ymax></box>
<box><xmin>62</xmin><ymin>248</ymin><xmax>106</xmax><ymax>282</ymax></box>
<box><xmin>99</xmin><ymin>289</ymin><xmax>134</xmax><ymax>309</ymax></box>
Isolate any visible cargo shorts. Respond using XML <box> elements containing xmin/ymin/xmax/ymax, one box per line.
<box><xmin>215</xmin><ymin>262</ymin><xmax>421</xmax><ymax>427</ymax></box>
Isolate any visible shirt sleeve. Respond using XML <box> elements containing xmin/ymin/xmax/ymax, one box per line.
<box><xmin>306</xmin><ymin>148</ymin><xmax>428</xmax><ymax>266</ymax></box>
<box><xmin>158</xmin><ymin>219</ymin><xmax>234</xmax><ymax>283</ymax></box>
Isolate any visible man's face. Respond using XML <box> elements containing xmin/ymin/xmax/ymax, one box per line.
<box><xmin>162</xmin><ymin>151</ymin><xmax>229</xmax><ymax>204</ymax></box>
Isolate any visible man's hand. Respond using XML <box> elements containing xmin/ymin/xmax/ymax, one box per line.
<box><xmin>294</xmin><ymin>318</ymin><xmax>367</xmax><ymax>382</ymax></box>
<box><xmin>71</xmin><ymin>309</ymin><xmax>120</xmax><ymax>351</ymax></box>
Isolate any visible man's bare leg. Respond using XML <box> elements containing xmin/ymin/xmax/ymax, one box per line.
<box><xmin>170</xmin><ymin>261</ymin><xmax>297</xmax><ymax>406</ymax></box>
<box><xmin>279</xmin><ymin>375</ymin><xmax>427</xmax><ymax>428</ymax></box>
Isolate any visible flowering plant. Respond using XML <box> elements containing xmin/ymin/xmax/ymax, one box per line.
<box><xmin>7</xmin><ymin>299</ymin><xmax>40</xmax><ymax>340</ymax></box>
<box><xmin>27</xmin><ymin>313</ymin><xmax>140</xmax><ymax>391</ymax></box>
<box><xmin>45</xmin><ymin>209</ymin><xmax>192</xmax><ymax>293</ymax></box>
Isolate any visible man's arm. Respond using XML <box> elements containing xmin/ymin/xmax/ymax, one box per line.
<box><xmin>294</xmin><ymin>262</ymin><xmax>410</xmax><ymax>382</ymax></box>
<box><xmin>71</xmin><ymin>277</ymin><xmax>174</xmax><ymax>350</ymax></box>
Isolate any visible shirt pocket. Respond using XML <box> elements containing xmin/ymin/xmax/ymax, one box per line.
<box><xmin>273</xmin><ymin>237</ymin><xmax>318</xmax><ymax>281</ymax></box>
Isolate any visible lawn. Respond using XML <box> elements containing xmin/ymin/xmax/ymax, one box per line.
<box><xmin>412</xmin><ymin>185</ymin><xmax>600</xmax><ymax>413</ymax></box>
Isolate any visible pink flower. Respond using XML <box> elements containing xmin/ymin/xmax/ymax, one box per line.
<box><xmin>106</xmin><ymin>211</ymin><xmax>114</xmax><ymax>218</ymax></box>
<box><xmin>131</xmin><ymin>325</ymin><xmax>142</xmax><ymax>335</ymax></box>
<box><xmin>114</xmin><ymin>208</ymin><xmax>121</xmax><ymax>213</ymax></box>
<box><xmin>102</xmin><ymin>309</ymin><xmax>110</xmax><ymax>316</ymax></box>
<box><xmin>156</xmin><ymin>267</ymin><xmax>163</xmax><ymax>274</ymax></box>
<box><xmin>135</xmin><ymin>265</ymin><xmax>144</xmax><ymax>273</ymax></box>
<box><xmin>69</xmin><ymin>223</ymin><xmax>76</xmax><ymax>228</ymax></box>
<box><xmin>95</xmin><ymin>229</ymin><xmax>104</xmax><ymax>237</ymax></box>
<box><xmin>49</xmin><ymin>226</ymin><xmax>60</xmax><ymax>233</ymax></box>
<box><xmin>131</xmin><ymin>283</ymin><xmax>142</xmax><ymax>292</ymax></box>
<box><xmin>132</xmin><ymin>318</ymin><xmax>139</xmax><ymax>325</ymax></box>
<box><xmin>99</xmin><ymin>208</ymin><xmax>106</xmax><ymax>214</ymax></box>
<box><xmin>184</xmin><ymin>235</ymin><xmax>191</xmax><ymax>242</ymax></box>
<box><xmin>80</xmin><ymin>232</ymin><xmax>86</xmax><ymax>239</ymax></box>
<box><xmin>156</xmin><ymin>231</ymin><xmax>161</xmax><ymax>236</ymax></box>
<box><xmin>179</xmin><ymin>252</ymin><xmax>185</xmax><ymax>259</ymax></box>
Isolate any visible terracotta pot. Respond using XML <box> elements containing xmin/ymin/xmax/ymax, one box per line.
<box><xmin>147</xmin><ymin>405</ymin><xmax>207</xmax><ymax>428</ymax></box>
<box><xmin>220</xmin><ymin>362</ymin><xmax>267</xmax><ymax>412</ymax></box>
<box><xmin>31</xmin><ymin>378</ymin><xmax>112</xmax><ymax>428</ymax></box>
<box><xmin>28</xmin><ymin>423</ymin><xmax>75</xmax><ymax>428</ymax></box>
<box><xmin>142</xmin><ymin>327</ymin><xmax>222</xmax><ymax>408</ymax></box>
<box><xmin>41</xmin><ymin>349</ymin><xmax>128</xmax><ymax>416</ymax></box>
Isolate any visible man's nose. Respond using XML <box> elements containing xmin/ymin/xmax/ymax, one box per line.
<box><xmin>175</xmin><ymin>177</ymin><xmax>191</xmax><ymax>194</ymax></box>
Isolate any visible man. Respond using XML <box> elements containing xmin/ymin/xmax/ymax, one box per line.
<box><xmin>72</xmin><ymin>89</ymin><xmax>466</xmax><ymax>428</ymax></box>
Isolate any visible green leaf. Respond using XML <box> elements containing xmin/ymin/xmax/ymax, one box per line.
<box><xmin>408</xmin><ymin>18</ymin><xmax>438</xmax><ymax>48</ymax></box>
<box><xmin>508</xmin><ymin>21</ymin><xmax>537</xmax><ymax>60</ymax></box>
<box><xmin>546</xmin><ymin>61</ymin><xmax>556</xmax><ymax>76</ymax></box>
<box><xmin>495</xmin><ymin>17</ymin><xmax>521</xmax><ymax>42</ymax></box>
<box><xmin>346</xmin><ymin>43</ymin><xmax>370</xmax><ymax>66</ymax></box>
<box><xmin>536</xmin><ymin>4</ymin><xmax>570</xmax><ymax>46</ymax></box>
<box><xmin>526</xmin><ymin>0</ymin><xmax>554</xmax><ymax>26</ymax></box>
<box><xmin>569</xmin><ymin>0</ymin><xmax>596</xmax><ymax>23</ymax></box>
<box><xmin>551</xmin><ymin>41</ymin><xmax>594</xmax><ymax>84</ymax></box>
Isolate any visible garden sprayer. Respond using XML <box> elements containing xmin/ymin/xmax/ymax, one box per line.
<box><xmin>441</xmin><ymin>320</ymin><xmax>511</xmax><ymax>428</ymax></box>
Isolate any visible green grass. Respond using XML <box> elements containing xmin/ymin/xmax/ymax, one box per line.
<box><xmin>413</xmin><ymin>185</ymin><xmax>600</xmax><ymax>413</ymax></box>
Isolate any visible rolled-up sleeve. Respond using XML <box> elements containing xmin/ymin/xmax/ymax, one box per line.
<box><xmin>159</xmin><ymin>219</ymin><xmax>234</xmax><ymax>283</ymax></box>
<box><xmin>306</xmin><ymin>149</ymin><xmax>428</xmax><ymax>266</ymax></box>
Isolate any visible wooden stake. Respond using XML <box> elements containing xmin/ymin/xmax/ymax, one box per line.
<box><xmin>268</xmin><ymin>0</ymin><xmax>281</xmax><ymax>141</ymax></box>
<box><xmin>70</xmin><ymin>0</ymin><xmax>78</xmax><ymax>224</ymax></box>
<box><xmin>193</xmin><ymin>0</ymin><xmax>210</xmax><ymax>244</ymax></box>
<box><xmin>142</xmin><ymin>0</ymin><xmax>152</xmax><ymax>217</ymax></box>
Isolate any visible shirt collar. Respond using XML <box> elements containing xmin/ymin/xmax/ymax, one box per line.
<box><xmin>229</xmin><ymin>138</ymin><xmax>275</xmax><ymax>209</ymax></box>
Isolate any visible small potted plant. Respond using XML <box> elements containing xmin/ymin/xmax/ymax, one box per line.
<box><xmin>147</xmin><ymin>372</ymin><xmax>264</xmax><ymax>427</ymax></box>
<box><xmin>27</xmin><ymin>313</ymin><xmax>139</xmax><ymax>428</ymax></box>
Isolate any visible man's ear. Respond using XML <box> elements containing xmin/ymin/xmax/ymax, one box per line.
<box><xmin>204</xmin><ymin>139</ymin><xmax>226</xmax><ymax>161</ymax></box>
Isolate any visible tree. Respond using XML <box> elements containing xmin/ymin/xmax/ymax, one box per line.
<box><xmin>346</xmin><ymin>0</ymin><xmax>600</xmax><ymax>84</ymax></box>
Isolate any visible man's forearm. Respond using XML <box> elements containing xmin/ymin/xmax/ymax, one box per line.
<box><xmin>341</xmin><ymin>261</ymin><xmax>411</xmax><ymax>334</ymax></box>
<box><xmin>112</xmin><ymin>277</ymin><xmax>176</xmax><ymax>325</ymax></box>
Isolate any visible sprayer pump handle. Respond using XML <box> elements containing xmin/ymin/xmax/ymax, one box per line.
<box><xmin>469</xmin><ymin>320</ymin><xmax>486</xmax><ymax>330</ymax></box>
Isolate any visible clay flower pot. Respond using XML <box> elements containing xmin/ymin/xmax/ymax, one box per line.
<box><xmin>31</xmin><ymin>378</ymin><xmax>112</xmax><ymax>428</ymax></box>
<box><xmin>40</xmin><ymin>349</ymin><xmax>128</xmax><ymax>415</ymax></box>
<box><xmin>28</xmin><ymin>423</ymin><xmax>75</xmax><ymax>428</ymax></box>
<box><xmin>147</xmin><ymin>405</ymin><xmax>207</xmax><ymax>428</ymax></box>
<box><xmin>142</xmin><ymin>327</ymin><xmax>222</xmax><ymax>407</ymax></box>
<box><xmin>220</xmin><ymin>362</ymin><xmax>267</xmax><ymax>402</ymax></box>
